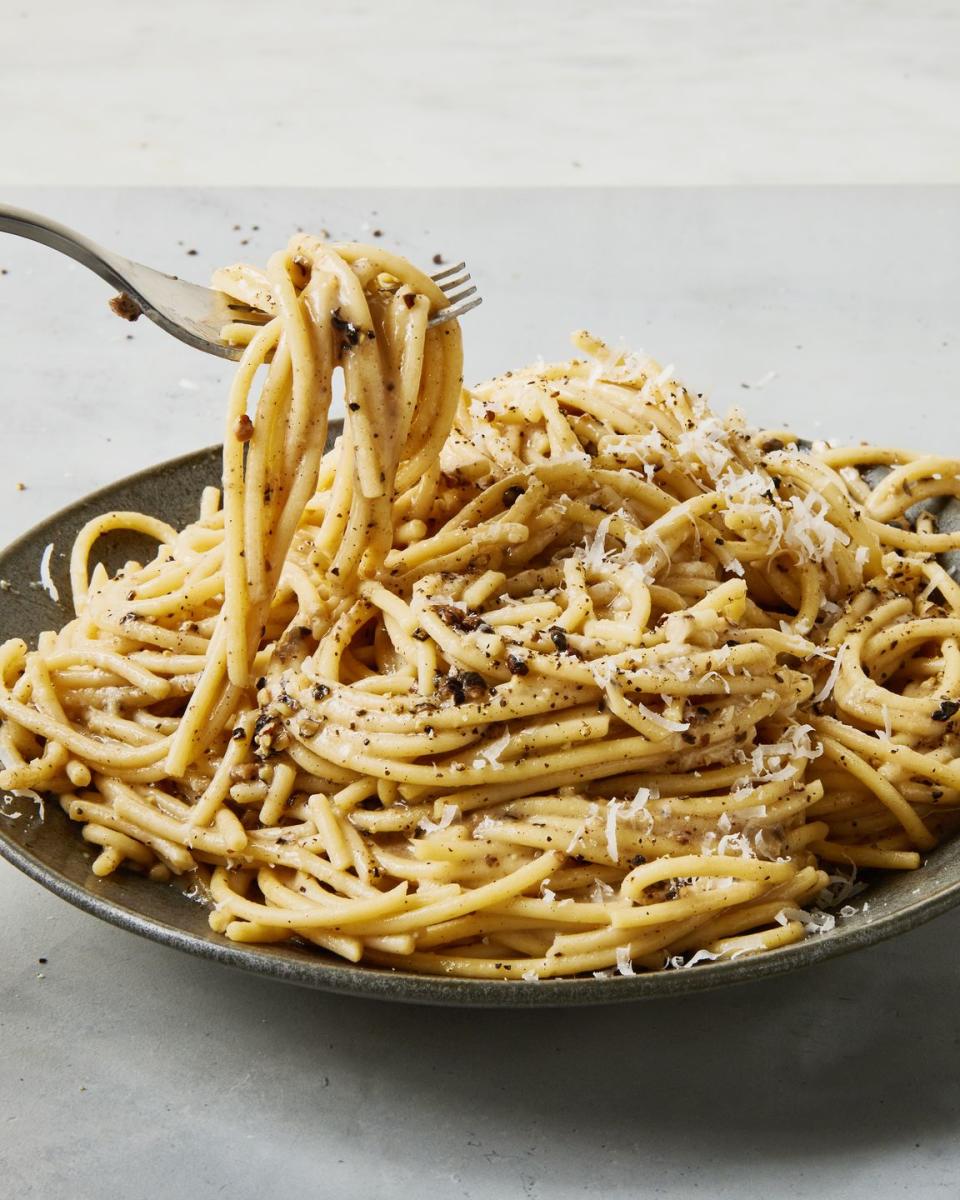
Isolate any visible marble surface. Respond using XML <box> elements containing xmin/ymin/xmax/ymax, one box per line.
<box><xmin>2</xmin><ymin>187</ymin><xmax>960</xmax><ymax>1198</ymax></box>
<box><xmin>2</xmin><ymin>1</ymin><xmax>959</xmax><ymax>187</ymax></box>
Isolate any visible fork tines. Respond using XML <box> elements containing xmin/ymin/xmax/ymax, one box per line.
<box><xmin>428</xmin><ymin>260</ymin><xmax>481</xmax><ymax>326</ymax></box>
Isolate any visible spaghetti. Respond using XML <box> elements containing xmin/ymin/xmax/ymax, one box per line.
<box><xmin>3</xmin><ymin>234</ymin><xmax>960</xmax><ymax>980</ymax></box>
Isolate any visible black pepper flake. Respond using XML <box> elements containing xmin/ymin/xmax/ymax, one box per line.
<box><xmin>932</xmin><ymin>699</ymin><xmax>960</xmax><ymax>721</ymax></box>
<box><xmin>331</xmin><ymin>308</ymin><xmax>362</xmax><ymax>347</ymax></box>
<box><xmin>440</xmin><ymin>670</ymin><xmax>488</xmax><ymax>705</ymax></box>
<box><xmin>312</xmin><ymin>684</ymin><xmax>331</xmax><ymax>701</ymax></box>
<box><xmin>506</xmin><ymin>653</ymin><xmax>529</xmax><ymax>676</ymax></box>
<box><xmin>432</xmin><ymin>604</ymin><xmax>486</xmax><ymax>632</ymax></box>
<box><xmin>548</xmin><ymin>626</ymin><xmax>568</xmax><ymax>653</ymax></box>
<box><xmin>231</xmin><ymin>727</ymin><xmax>246</xmax><ymax>740</ymax></box>
<box><xmin>402</xmin><ymin>293</ymin><xmax>416</xmax><ymax>309</ymax></box>
<box><xmin>461</xmin><ymin>672</ymin><xmax>488</xmax><ymax>701</ymax></box>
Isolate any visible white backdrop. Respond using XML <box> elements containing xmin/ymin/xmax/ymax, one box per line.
<box><xmin>1</xmin><ymin>0</ymin><xmax>958</xmax><ymax>187</ymax></box>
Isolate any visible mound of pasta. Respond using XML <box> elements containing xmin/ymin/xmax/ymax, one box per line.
<box><xmin>3</xmin><ymin>234</ymin><xmax>960</xmax><ymax>980</ymax></box>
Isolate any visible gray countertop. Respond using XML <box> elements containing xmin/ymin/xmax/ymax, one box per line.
<box><xmin>1</xmin><ymin>188</ymin><xmax>959</xmax><ymax>1199</ymax></box>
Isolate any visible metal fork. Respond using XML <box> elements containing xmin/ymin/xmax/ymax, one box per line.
<box><xmin>0</xmin><ymin>205</ymin><xmax>482</xmax><ymax>362</ymax></box>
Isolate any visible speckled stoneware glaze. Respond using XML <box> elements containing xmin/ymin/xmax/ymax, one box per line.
<box><xmin>4</xmin><ymin>433</ymin><xmax>960</xmax><ymax>1007</ymax></box>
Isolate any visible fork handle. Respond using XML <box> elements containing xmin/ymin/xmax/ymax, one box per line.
<box><xmin>0</xmin><ymin>204</ymin><xmax>132</xmax><ymax>295</ymax></box>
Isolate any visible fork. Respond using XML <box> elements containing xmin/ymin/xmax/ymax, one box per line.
<box><xmin>0</xmin><ymin>205</ymin><xmax>482</xmax><ymax>362</ymax></box>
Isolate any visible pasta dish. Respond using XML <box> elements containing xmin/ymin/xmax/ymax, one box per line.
<box><xmin>2</xmin><ymin>235</ymin><xmax>960</xmax><ymax>981</ymax></box>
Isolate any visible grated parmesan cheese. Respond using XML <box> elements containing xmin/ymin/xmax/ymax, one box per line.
<box><xmin>565</xmin><ymin>802</ymin><xmax>599</xmax><ymax>854</ymax></box>
<box><xmin>813</xmin><ymin>646</ymin><xmax>844</xmax><ymax>704</ymax></box>
<box><xmin>684</xmin><ymin>948</ymin><xmax>721</xmax><ymax>968</ymax></box>
<box><xmin>615</xmin><ymin>946</ymin><xmax>636</xmax><ymax>976</ymax></box>
<box><xmin>590</xmin><ymin>878</ymin><xmax>616</xmax><ymax>903</ymax></box>
<box><xmin>633</xmin><ymin>699</ymin><xmax>690</xmax><ymax>733</ymax></box>
<box><xmin>783</xmin><ymin>490</ymin><xmax>850</xmax><ymax>565</ymax></box>
<box><xmin>605</xmin><ymin>800</ymin><xmax>622</xmax><ymax>863</ymax></box>
<box><xmin>39</xmin><ymin>542</ymin><xmax>59</xmax><ymax>603</ymax></box>
<box><xmin>717</xmin><ymin>831</ymin><xmax>755</xmax><ymax>859</ymax></box>
<box><xmin>418</xmin><ymin>805</ymin><xmax>459</xmax><ymax>835</ymax></box>
<box><xmin>676</xmin><ymin>416</ymin><xmax>734</xmax><ymax>479</ymax></box>
<box><xmin>631</xmin><ymin>784</ymin><xmax>657</xmax><ymax>809</ymax></box>
<box><xmin>476</xmin><ymin>727</ymin><xmax>512</xmax><ymax>768</ymax></box>
<box><xmin>472</xmin><ymin>816</ymin><xmax>497</xmax><ymax>839</ymax></box>
<box><xmin>776</xmin><ymin>905</ymin><xmax>836</xmax><ymax>934</ymax></box>
<box><xmin>583</xmin><ymin>514</ymin><xmax>614</xmax><ymax>573</ymax></box>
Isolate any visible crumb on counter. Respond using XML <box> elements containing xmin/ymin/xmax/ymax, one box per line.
<box><xmin>15</xmin><ymin>481</ymin><xmax>26</xmax><ymax>491</ymax></box>
<box><xmin>432</xmin><ymin>253</ymin><xmax>444</xmax><ymax>264</ymax></box>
